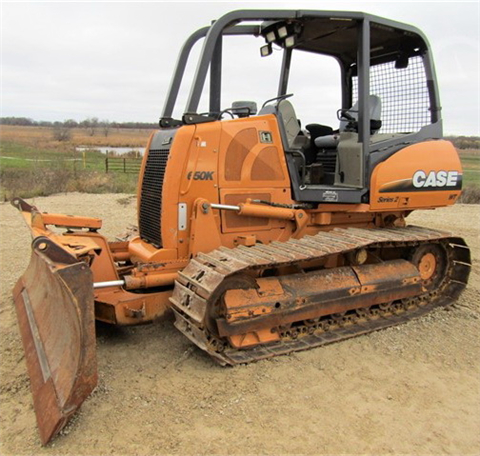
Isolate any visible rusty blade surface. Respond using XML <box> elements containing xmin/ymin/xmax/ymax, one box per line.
<box><xmin>12</xmin><ymin>237</ymin><xmax>97</xmax><ymax>445</ymax></box>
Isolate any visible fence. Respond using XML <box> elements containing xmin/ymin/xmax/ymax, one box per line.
<box><xmin>105</xmin><ymin>157</ymin><xmax>142</xmax><ymax>174</ymax></box>
<box><xmin>1</xmin><ymin>154</ymin><xmax>143</xmax><ymax>175</ymax></box>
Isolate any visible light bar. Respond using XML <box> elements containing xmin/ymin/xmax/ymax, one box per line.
<box><xmin>284</xmin><ymin>35</ymin><xmax>297</xmax><ymax>48</ymax></box>
<box><xmin>266</xmin><ymin>30</ymin><xmax>276</xmax><ymax>43</ymax></box>
<box><xmin>260</xmin><ymin>43</ymin><xmax>273</xmax><ymax>57</ymax></box>
<box><xmin>277</xmin><ymin>25</ymin><xmax>288</xmax><ymax>39</ymax></box>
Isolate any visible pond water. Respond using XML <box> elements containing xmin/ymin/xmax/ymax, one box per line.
<box><xmin>76</xmin><ymin>146</ymin><xmax>145</xmax><ymax>156</ymax></box>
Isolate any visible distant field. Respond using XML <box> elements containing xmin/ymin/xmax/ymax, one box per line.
<box><xmin>0</xmin><ymin>126</ymin><xmax>149</xmax><ymax>199</ymax></box>
<box><xmin>0</xmin><ymin>125</ymin><xmax>152</xmax><ymax>149</ymax></box>
<box><xmin>458</xmin><ymin>149</ymin><xmax>480</xmax><ymax>186</ymax></box>
<box><xmin>0</xmin><ymin>141</ymin><xmax>107</xmax><ymax>171</ymax></box>
<box><xmin>1</xmin><ymin>125</ymin><xmax>478</xmax><ymax>200</ymax></box>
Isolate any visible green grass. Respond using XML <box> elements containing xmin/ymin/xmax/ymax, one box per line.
<box><xmin>0</xmin><ymin>141</ymin><xmax>107</xmax><ymax>171</ymax></box>
<box><xmin>0</xmin><ymin>141</ymin><xmax>138</xmax><ymax>200</ymax></box>
<box><xmin>459</xmin><ymin>151</ymin><xmax>480</xmax><ymax>187</ymax></box>
<box><xmin>462</xmin><ymin>170</ymin><xmax>479</xmax><ymax>186</ymax></box>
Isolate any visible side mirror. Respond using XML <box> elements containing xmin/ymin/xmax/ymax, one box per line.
<box><xmin>231</xmin><ymin>101</ymin><xmax>258</xmax><ymax>118</ymax></box>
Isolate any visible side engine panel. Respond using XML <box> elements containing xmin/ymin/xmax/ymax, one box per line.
<box><xmin>370</xmin><ymin>140</ymin><xmax>462</xmax><ymax>211</ymax></box>
<box><xmin>217</xmin><ymin>114</ymin><xmax>293</xmax><ymax>241</ymax></box>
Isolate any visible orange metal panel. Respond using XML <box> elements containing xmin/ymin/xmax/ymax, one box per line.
<box><xmin>38</xmin><ymin>213</ymin><xmax>102</xmax><ymax>230</ymax></box>
<box><xmin>370</xmin><ymin>140</ymin><xmax>463</xmax><ymax>211</ymax></box>
<box><xmin>218</xmin><ymin>114</ymin><xmax>291</xmax><ymax>189</ymax></box>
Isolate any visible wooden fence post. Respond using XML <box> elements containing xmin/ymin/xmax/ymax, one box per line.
<box><xmin>105</xmin><ymin>157</ymin><xmax>109</xmax><ymax>173</ymax></box>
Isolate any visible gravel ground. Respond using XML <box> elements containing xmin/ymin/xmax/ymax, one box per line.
<box><xmin>0</xmin><ymin>194</ymin><xmax>479</xmax><ymax>455</ymax></box>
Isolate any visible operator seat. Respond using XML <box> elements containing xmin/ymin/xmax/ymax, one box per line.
<box><xmin>276</xmin><ymin>99</ymin><xmax>301</xmax><ymax>149</ymax></box>
<box><xmin>314</xmin><ymin>95</ymin><xmax>382</xmax><ymax>149</ymax></box>
<box><xmin>259</xmin><ymin>98</ymin><xmax>310</xmax><ymax>150</ymax></box>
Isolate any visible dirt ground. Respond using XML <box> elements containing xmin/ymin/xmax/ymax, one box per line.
<box><xmin>0</xmin><ymin>193</ymin><xmax>479</xmax><ymax>455</ymax></box>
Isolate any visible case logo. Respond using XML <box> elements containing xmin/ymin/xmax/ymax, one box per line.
<box><xmin>412</xmin><ymin>170</ymin><xmax>459</xmax><ymax>188</ymax></box>
<box><xmin>379</xmin><ymin>170</ymin><xmax>462</xmax><ymax>193</ymax></box>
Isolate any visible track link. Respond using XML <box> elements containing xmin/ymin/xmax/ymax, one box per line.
<box><xmin>170</xmin><ymin>226</ymin><xmax>471</xmax><ymax>365</ymax></box>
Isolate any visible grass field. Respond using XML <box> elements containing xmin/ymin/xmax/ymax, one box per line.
<box><xmin>0</xmin><ymin>125</ymin><xmax>149</xmax><ymax>200</ymax></box>
<box><xmin>1</xmin><ymin>125</ymin><xmax>478</xmax><ymax>201</ymax></box>
<box><xmin>0</xmin><ymin>125</ymin><xmax>152</xmax><ymax>149</ymax></box>
<box><xmin>458</xmin><ymin>149</ymin><xmax>480</xmax><ymax>187</ymax></box>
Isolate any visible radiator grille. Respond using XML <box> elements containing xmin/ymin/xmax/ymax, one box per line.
<box><xmin>139</xmin><ymin>148</ymin><xmax>170</xmax><ymax>247</ymax></box>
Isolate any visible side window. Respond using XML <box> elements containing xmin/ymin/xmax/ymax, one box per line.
<box><xmin>220</xmin><ymin>36</ymin><xmax>284</xmax><ymax>112</ymax></box>
<box><xmin>286</xmin><ymin>51</ymin><xmax>342</xmax><ymax>129</ymax></box>
<box><xmin>169</xmin><ymin>35</ymin><xmax>283</xmax><ymax>118</ymax></box>
<box><xmin>352</xmin><ymin>55</ymin><xmax>431</xmax><ymax>134</ymax></box>
<box><xmin>169</xmin><ymin>39</ymin><xmax>210</xmax><ymax>120</ymax></box>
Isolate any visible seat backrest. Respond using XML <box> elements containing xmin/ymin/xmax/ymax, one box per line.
<box><xmin>277</xmin><ymin>100</ymin><xmax>301</xmax><ymax>149</ymax></box>
<box><xmin>314</xmin><ymin>95</ymin><xmax>382</xmax><ymax>149</ymax></box>
<box><xmin>340</xmin><ymin>94</ymin><xmax>382</xmax><ymax>132</ymax></box>
<box><xmin>258</xmin><ymin>99</ymin><xmax>300</xmax><ymax>150</ymax></box>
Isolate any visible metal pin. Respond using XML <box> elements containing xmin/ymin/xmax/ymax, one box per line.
<box><xmin>93</xmin><ymin>280</ymin><xmax>125</xmax><ymax>289</ymax></box>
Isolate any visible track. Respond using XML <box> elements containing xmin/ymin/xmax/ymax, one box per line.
<box><xmin>170</xmin><ymin>226</ymin><xmax>471</xmax><ymax>365</ymax></box>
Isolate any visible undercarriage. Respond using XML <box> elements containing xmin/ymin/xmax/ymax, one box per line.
<box><xmin>171</xmin><ymin>226</ymin><xmax>471</xmax><ymax>365</ymax></box>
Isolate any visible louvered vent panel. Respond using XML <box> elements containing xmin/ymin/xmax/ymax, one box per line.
<box><xmin>316</xmin><ymin>150</ymin><xmax>337</xmax><ymax>173</ymax></box>
<box><xmin>139</xmin><ymin>148</ymin><xmax>170</xmax><ymax>247</ymax></box>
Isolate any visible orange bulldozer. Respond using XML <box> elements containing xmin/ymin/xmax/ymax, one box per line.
<box><xmin>12</xmin><ymin>9</ymin><xmax>471</xmax><ymax>444</ymax></box>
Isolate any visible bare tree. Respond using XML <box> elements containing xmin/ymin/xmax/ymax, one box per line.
<box><xmin>81</xmin><ymin>117</ymin><xmax>99</xmax><ymax>136</ymax></box>
<box><xmin>52</xmin><ymin>121</ymin><xmax>72</xmax><ymax>142</ymax></box>
<box><xmin>64</xmin><ymin>119</ymin><xmax>78</xmax><ymax>128</ymax></box>
<box><xmin>101</xmin><ymin>119</ymin><xmax>110</xmax><ymax>137</ymax></box>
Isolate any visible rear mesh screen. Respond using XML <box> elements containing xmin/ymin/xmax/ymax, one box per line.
<box><xmin>352</xmin><ymin>55</ymin><xmax>431</xmax><ymax>134</ymax></box>
<box><xmin>139</xmin><ymin>148</ymin><xmax>170</xmax><ymax>247</ymax></box>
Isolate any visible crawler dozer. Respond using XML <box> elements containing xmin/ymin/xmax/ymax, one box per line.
<box><xmin>13</xmin><ymin>10</ymin><xmax>471</xmax><ymax>444</ymax></box>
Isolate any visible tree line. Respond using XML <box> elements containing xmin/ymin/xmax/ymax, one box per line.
<box><xmin>0</xmin><ymin>117</ymin><xmax>157</xmax><ymax>130</ymax></box>
<box><xmin>444</xmin><ymin>136</ymin><xmax>480</xmax><ymax>150</ymax></box>
<box><xmin>1</xmin><ymin>116</ymin><xmax>479</xmax><ymax>149</ymax></box>
<box><xmin>0</xmin><ymin>116</ymin><xmax>160</xmax><ymax>142</ymax></box>
<box><xmin>1</xmin><ymin>116</ymin><xmax>159</xmax><ymax>142</ymax></box>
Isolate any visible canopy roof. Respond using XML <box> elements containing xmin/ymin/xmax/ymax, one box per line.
<box><xmin>260</xmin><ymin>12</ymin><xmax>428</xmax><ymax>67</ymax></box>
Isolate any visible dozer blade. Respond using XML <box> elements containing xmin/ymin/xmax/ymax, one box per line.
<box><xmin>12</xmin><ymin>236</ymin><xmax>97</xmax><ymax>445</ymax></box>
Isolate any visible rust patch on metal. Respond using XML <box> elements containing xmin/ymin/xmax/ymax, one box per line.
<box><xmin>12</xmin><ymin>238</ymin><xmax>97</xmax><ymax>445</ymax></box>
<box><xmin>170</xmin><ymin>226</ymin><xmax>471</xmax><ymax>365</ymax></box>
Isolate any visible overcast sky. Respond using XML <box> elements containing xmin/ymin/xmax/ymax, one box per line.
<box><xmin>1</xmin><ymin>1</ymin><xmax>479</xmax><ymax>135</ymax></box>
